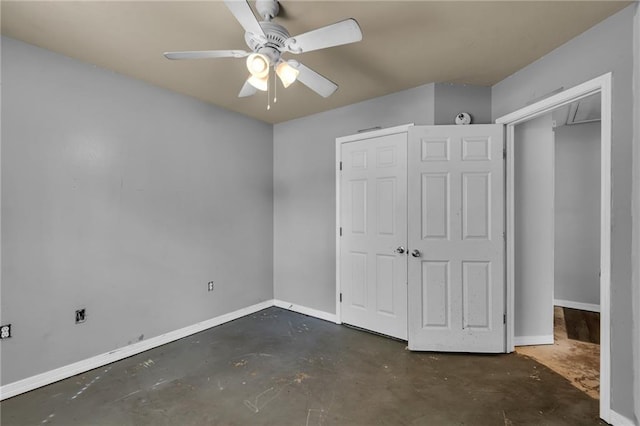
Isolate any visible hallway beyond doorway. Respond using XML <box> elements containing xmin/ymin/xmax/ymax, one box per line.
<box><xmin>516</xmin><ymin>306</ymin><xmax>600</xmax><ymax>399</ymax></box>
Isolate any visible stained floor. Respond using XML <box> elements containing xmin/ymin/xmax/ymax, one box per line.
<box><xmin>516</xmin><ymin>306</ymin><xmax>600</xmax><ymax>399</ymax></box>
<box><xmin>1</xmin><ymin>307</ymin><xmax>604</xmax><ymax>425</ymax></box>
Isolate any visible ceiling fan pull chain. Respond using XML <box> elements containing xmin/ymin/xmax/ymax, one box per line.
<box><xmin>274</xmin><ymin>70</ymin><xmax>278</xmax><ymax>104</ymax></box>
<box><xmin>267</xmin><ymin>68</ymin><xmax>271</xmax><ymax>110</ymax></box>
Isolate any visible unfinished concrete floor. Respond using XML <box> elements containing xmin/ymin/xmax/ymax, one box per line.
<box><xmin>1</xmin><ymin>307</ymin><xmax>604</xmax><ymax>425</ymax></box>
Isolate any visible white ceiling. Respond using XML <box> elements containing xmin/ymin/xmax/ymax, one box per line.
<box><xmin>1</xmin><ymin>1</ymin><xmax>631</xmax><ymax>124</ymax></box>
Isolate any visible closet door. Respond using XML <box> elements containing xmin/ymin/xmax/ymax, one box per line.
<box><xmin>407</xmin><ymin>125</ymin><xmax>505</xmax><ymax>352</ymax></box>
<box><xmin>340</xmin><ymin>132</ymin><xmax>408</xmax><ymax>340</ymax></box>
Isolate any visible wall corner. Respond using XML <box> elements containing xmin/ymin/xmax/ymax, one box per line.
<box><xmin>632</xmin><ymin>2</ymin><xmax>640</xmax><ymax>425</ymax></box>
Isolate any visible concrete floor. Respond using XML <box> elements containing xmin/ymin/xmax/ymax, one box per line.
<box><xmin>1</xmin><ymin>307</ymin><xmax>604</xmax><ymax>425</ymax></box>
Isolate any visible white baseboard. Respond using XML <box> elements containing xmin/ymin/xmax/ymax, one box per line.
<box><xmin>273</xmin><ymin>299</ymin><xmax>339</xmax><ymax>324</ymax></box>
<box><xmin>0</xmin><ymin>299</ymin><xmax>341</xmax><ymax>400</ymax></box>
<box><xmin>514</xmin><ymin>335</ymin><xmax>554</xmax><ymax>346</ymax></box>
<box><xmin>609</xmin><ymin>410</ymin><xmax>636</xmax><ymax>426</ymax></box>
<box><xmin>554</xmin><ymin>299</ymin><xmax>600</xmax><ymax>313</ymax></box>
<box><xmin>1</xmin><ymin>297</ymin><xmax>627</xmax><ymax>424</ymax></box>
<box><xmin>0</xmin><ymin>299</ymin><xmax>274</xmax><ymax>401</ymax></box>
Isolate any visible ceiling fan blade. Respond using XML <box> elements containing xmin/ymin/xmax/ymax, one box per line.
<box><xmin>288</xmin><ymin>60</ymin><xmax>338</xmax><ymax>98</ymax></box>
<box><xmin>224</xmin><ymin>0</ymin><xmax>266</xmax><ymax>40</ymax></box>
<box><xmin>164</xmin><ymin>50</ymin><xmax>248</xmax><ymax>60</ymax></box>
<box><xmin>238</xmin><ymin>79</ymin><xmax>258</xmax><ymax>98</ymax></box>
<box><xmin>285</xmin><ymin>19</ymin><xmax>362</xmax><ymax>54</ymax></box>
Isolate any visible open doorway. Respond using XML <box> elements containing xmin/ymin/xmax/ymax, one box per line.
<box><xmin>513</xmin><ymin>93</ymin><xmax>601</xmax><ymax>400</ymax></box>
<box><xmin>496</xmin><ymin>73</ymin><xmax>612</xmax><ymax>421</ymax></box>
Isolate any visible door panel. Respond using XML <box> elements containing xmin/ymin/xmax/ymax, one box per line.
<box><xmin>350</xmin><ymin>252</ymin><xmax>367</xmax><ymax>308</ymax></box>
<box><xmin>462</xmin><ymin>261</ymin><xmax>491</xmax><ymax>329</ymax></box>
<box><xmin>377</xmin><ymin>178</ymin><xmax>396</xmax><ymax>235</ymax></box>
<box><xmin>376</xmin><ymin>254</ymin><xmax>396</xmax><ymax>314</ymax></box>
<box><xmin>422</xmin><ymin>173</ymin><xmax>449</xmax><ymax>239</ymax></box>
<box><xmin>462</xmin><ymin>172</ymin><xmax>491</xmax><ymax>240</ymax></box>
<box><xmin>340</xmin><ymin>132</ymin><xmax>408</xmax><ymax>340</ymax></box>
<box><xmin>350</xmin><ymin>180</ymin><xmax>367</xmax><ymax>234</ymax></box>
<box><xmin>421</xmin><ymin>260</ymin><xmax>449</xmax><ymax>328</ymax></box>
<box><xmin>408</xmin><ymin>125</ymin><xmax>505</xmax><ymax>352</ymax></box>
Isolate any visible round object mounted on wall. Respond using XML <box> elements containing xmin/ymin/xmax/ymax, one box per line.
<box><xmin>455</xmin><ymin>112</ymin><xmax>472</xmax><ymax>125</ymax></box>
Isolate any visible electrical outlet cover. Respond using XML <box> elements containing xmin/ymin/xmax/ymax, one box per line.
<box><xmin>0</xmin><ymin>324</ymin><xmax>11</xmax><ymax>339</ymax></box>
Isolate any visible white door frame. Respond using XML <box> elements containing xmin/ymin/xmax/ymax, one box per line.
<box><xmin>335</xmin><ymin>123</ymin><xmax>414</xmax><ymax>324</ymax></box>
<box><xmin>496</xmin><ymin>73</ymin><xmax>612</xmax><ymax>422</ymax></box>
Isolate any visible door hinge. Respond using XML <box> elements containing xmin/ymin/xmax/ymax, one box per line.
<box><xmin>503</xmin><ymin>148</ymin><xmax>506</xmax><ymax>159</ymax></box>
<box><xmin>340</xmin><ymin>293</ymin><xmax>343</xmax><ymax>303</ymax></box>
<box><xmin>339</xmin><ymin>161</ymin><xmax>343</xmax><ymax>171</ymax></box>
<box><xmin>339</xmin><ymin>227</ymin><xmax>343</xmax><ymax>236</ymax></box>
<box><xmin>503</xmin><ymin>314</ymin><xmax>506</xmax><ymax>324</ymax></box>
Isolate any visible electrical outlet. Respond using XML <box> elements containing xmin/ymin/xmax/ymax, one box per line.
<box><xmin>0</xmin><ymin>324</ymin><xmax>11</xmax><ymax>339</ymax></box>
<box><xmin>207</xmin><ymin>281</ymin><xmax>214</xmax><ymax>292</ymax></box>
<box><xmin>75</xmin><ymin>309</ymin><xmax>86</xmax><ymax>324</ymax></box>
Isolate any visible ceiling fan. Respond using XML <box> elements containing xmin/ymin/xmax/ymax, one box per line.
<box><xmin>164</xmin><ymin>0</ymin><xmax>363</xmax><ymax>100</ymax></box>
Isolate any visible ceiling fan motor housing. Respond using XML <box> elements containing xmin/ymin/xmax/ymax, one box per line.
<box><xmin>245</xmin><ymin>21</ymin><xmax>290</xmax><ymax>64</ymax></box>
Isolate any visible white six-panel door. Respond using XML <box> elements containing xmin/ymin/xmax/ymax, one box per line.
<box><xmin>340</xmin><ymin>132</ymin><xmax>408</xmax><ymax>340</ymax></box>
<box><xmin>407</xmin><ymin>125</ymin><xmax>505</xmax><ymax>352</ymax></box>
<box><xmin>338</xmin><ymin>125</ymin><xmax>505</xmax><ymax>352</ymax></box>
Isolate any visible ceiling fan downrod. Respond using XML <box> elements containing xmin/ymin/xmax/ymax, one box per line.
<box><xmin>255</xmin><ymin>0</ymin><xmax>280</xmax><ymax>22</ymax></box>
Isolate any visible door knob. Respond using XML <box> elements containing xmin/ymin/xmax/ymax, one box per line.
<box><xmin>395</xmin><ymin>246</ymin><xmax>406</xmax><ymax>254</ymax></box>
<box><xmin>411</xmin><ymin>249</ymin><xmax>421</xmax><ymax>258</ymax></box>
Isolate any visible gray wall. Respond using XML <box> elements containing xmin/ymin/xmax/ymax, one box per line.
<box><xmin>273</xmin><ymin>84</ymin><xmax>435</xmax><ymax>313</ymax></box>
<box><xmin>273</xmin><ymin>82</ymin><xmax>494</xmax><ymax>314</ymax></box>
<box><xmin>514</xmin><ymin>114</ymin><xmax>555</xmax><ymax>340</ymax></box>
<box><xmin>634</xmin><ymin>4</ymin><xmax>640</xmax><ymax>424</ymax></box>
<box><xmin>554</xmin><ymin>122</ymin><xmax>601</xmax><ymax>307</ymax></box>
<box><xmin>434</xmin><ymin>83</ymin><xmax>492</xmax><ymax>125</ymax></box>
<box><xmin>0</xmin><ymin>37</ymin><xmax>274</xmax><ymax>385</ymax></box>
<box><xmin>492</xmin><ymin>4</ymin><xmax>636</xmax><ymax>418</ymax></box>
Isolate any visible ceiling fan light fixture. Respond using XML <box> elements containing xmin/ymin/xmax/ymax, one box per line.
<box><xmin>165</xmin><ymin>2</ymin><xmax>364</xmax><ymax>101</ymax></box>
<box><xmin>276</xmin><ymin>61</ymin><xmax>299</xmax><ymax>88</ymax></box>
<box><xmin>246</xmin><ymin>53</ymin><xmax>270</xmax><ymax>78</ymax></box>
<box><xmin>247</xmin><ymin>75</ymin><xmax>268</xmax><ymax>91</ymax></box>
